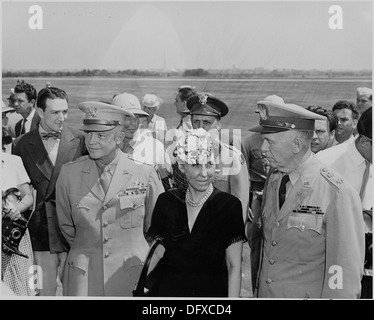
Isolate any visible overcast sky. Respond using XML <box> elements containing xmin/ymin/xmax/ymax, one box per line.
<box><xmin>1</xmin><ymin>0</ymin><xmax>372</xmax><ymax>71</ymax></box>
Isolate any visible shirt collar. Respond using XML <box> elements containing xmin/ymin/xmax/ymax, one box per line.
<box><xmin>104</xmin><ymin>150</ymin><xmax>120</xmax><ymax>176</ymax></box>
<box><xmin>288</xmin><ymin>153</ymin><xmax>315</xmax><ymax>186</ymax></box>
<box><xmin>26</xmin><ymin>108</ymin><xmax>35</xmax><ymax>122</ymax></box>
<box><xmin>350</xmin><ymin>136</ymin><xmax>366</xmax><ymax>165</ymax></box>
<box><xmin>38</xmin><ymin>124</ymin><xmax>61</xmax><ymax>137</ymax></box>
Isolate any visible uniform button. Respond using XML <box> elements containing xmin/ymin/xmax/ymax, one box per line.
<box><xmin>271</xmin><ymin>240</ymin><xmax>277</xmax><ymax>246</ymax></box>
<box><xmin>103</xmin><ymin>206</ymin><xmax>107</xmax><ymax>210</ymax></box>
<box><xmin>104</xmin><ymin>252</ymin><xmax>110</xmax><ymax>258</ymax></box>
<box><xmin>265</xmin><ymin>279</ymin><xmax>272</xmax><ymax>284</ymax></box>
<box><xmin>103</xmin><ymin>221</ymin><xmax>109</xmax><ymax>227</ymax></box>
<box><xmin>103</xmin><ymin>236</ymin><xmax>109</xmax><ymax>243</ymax></box>
<box><xmin>275</xmin><ymin>222</ymin><xmax>280</xmax><ymax>227</ymax></box>
<box><xmin>269</xmin><ymin>259</ymin><xmax>275</xmax><ymax>265</ymax></box>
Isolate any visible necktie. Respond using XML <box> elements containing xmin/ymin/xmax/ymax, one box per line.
<box><xmin>41</xmin><ymin>132</ymin><xmax>61</xmax><ymax>140</ymax></box>
<box><xmin>359</xmin><ymin>159</ymin><xmax>370</xmax><ymax>202</ymax></box>
<box><xmin>100</xmin><ymin>166</ymin><xmax>112</xmax><ymax>194</ymax></box>
<box><xmin>279</xmin><ymin>174</ymin><xmax>290</xmax><ymax>210</ymax></box>
<box><xmin>20</xmin><ymin>119</ymin><xmax>27</xmax><ymax>135</ymax></box>
<box><xmin>176</xmin><ymin>117</ymin><xmax>183</xmax><ymax>129</ymax></box>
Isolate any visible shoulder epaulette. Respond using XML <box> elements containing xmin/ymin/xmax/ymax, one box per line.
<box><xmin>126</xmin><ymin>153</ymin><xmax>152</xmax><ymax>167</ymax></box>
<box><xmin>320</xmin><ymin>167</ymin><xmax>344</xmax><ymax>189</ymax></box>
<box><xmin>64</xmin><ymin>155</ymin><xmax>90</xmax><ymax>166</ymax></box>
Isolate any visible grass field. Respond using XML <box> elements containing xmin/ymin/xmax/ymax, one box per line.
<box><xmin>2</xmin><ymin>77</ymin><xmax>371</xmax><ymax>140</ymax></box>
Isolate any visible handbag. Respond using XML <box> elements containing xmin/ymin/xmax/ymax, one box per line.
<box><xmin>133</xmin><ymin>240</ymin><xmax>164</xmax><ymax>297</ymax></box>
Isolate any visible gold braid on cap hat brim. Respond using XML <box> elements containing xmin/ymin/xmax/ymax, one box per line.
<box><xmin>83</xmin><ymin>119</ymin><xmax>123</xmax><ymax>126</ymax></box>
<box><xmin>260</xmin><ymin>116</ymin><xmax>315</xmax><ymax>131</ymax></box>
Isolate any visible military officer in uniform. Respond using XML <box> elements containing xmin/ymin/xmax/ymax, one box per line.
<box><xmin>249</xmin><ymin>100</ymin><xmax>365</xmax><ymax>299</ymax></box>
<box><xmin>56</xmin><ymin>101</ymin><xmax>164</xmax><ymax>296</ymax></box>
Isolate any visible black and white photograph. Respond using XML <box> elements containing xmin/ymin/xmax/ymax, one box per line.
<box><xmin>1</xmin><ymin>0</ymin><xmax>372</xmax><ymax>305</ymax></box>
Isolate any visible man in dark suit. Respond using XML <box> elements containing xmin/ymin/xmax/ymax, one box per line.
<box><xmin>13</xmin><ymin>86</ymin><xmax>86</xmax><ymax>296</ymax></box>
<box><xmin>12</xmin><ymin>80</ymin><xmax>41</xmax><ymax>138</ymax></box>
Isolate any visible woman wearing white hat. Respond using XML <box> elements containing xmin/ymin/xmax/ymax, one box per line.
<box><xmin>142</xmin><ymin>93</ymin><xmax>167</xmax><ymax>144</ymax></box>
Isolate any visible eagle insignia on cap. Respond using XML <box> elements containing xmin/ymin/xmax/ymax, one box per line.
<box><xmin>198</xmin><ymin>94</ymin><xmax>209</xmax><ymax>105</ymax></box>
<box><xmin>257</xmin><ymin>104</ymin><xmax>268</xmax><ymax>120</ymax></box>
<box><xmin>87</xmin><ymin>105</ymin><xmax>98</xmax><ymax>118</ymax></box>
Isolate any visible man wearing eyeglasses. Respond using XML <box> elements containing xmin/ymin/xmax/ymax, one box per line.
<box><xmin>12</xmin><ymin>86</ymin><xmax>86</xmax><ymax>296</ymax></box>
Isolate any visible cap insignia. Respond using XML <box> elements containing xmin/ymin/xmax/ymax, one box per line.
<box><xmin>198</xmin><ymin>94</ymin><xmax>209</xmax><ymax>105</ymax></box>
<box><xmin>87</xmin><ymin>105</ymin><xmax>98</xmax><ymax>118</ymax></box>
<box><xmin>257</xmin><ymin>104</ymin><xmax>269</xmax><ymax>120</ymax></box>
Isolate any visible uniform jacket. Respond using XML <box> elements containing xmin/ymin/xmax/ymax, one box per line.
<box><xmin>256</xmin><ymin>153</ymin><xmax>365</xmax><ymax>299</ymax></box>
<box><xmin>12</xmin><ymin>126</ymin><xmax>86</xmax><ymax>252</ymax></box>
<box><xmin>214</xmin><ymin>142</ymin><xmax>249</xmax><ymax>222</ymax></box>
<box><xmin>56</xmin><ymin>151</ymin><xmax>164</xmax><ymax>296</ymax></box>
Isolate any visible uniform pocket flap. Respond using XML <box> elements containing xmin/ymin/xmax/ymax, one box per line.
<box><xmin>120</xmin><ymin>196</ymin><xmax>145</xmax><ymax>210</ymax></box>
<box><xmin>287</xmin><ymin>213</ymin><xmax>323</xmax><ymax>234</ymax></box>
<box><xmin>68</xmin><ymin>253</ymin><xmax>89</xmax><ymax>272</ymax></box>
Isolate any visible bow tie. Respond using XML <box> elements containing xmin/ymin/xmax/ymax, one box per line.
<box><xmin>41</xmin><ymin>132</ymin><xmax>61</xmax><ymax>140</ymax></box>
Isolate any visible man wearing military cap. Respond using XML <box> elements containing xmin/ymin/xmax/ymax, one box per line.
<box><xmin>56</xmin><ymin>101</ymin><xmax>164</xmax><ymax>296</ymax></box>
<box><xmin>357</xmin><ymin>87</ymin><xmax>372</xmax><ymax>115</ymax></box>
<box><xmin>250</xmin><ymin>100</ymin><xmax>365</xmax><ymax>299</ymax></box>
<box><xmin>182</xmin><ymin>93</ymin><xmax>249</xmax><ymax>222</ymax></box>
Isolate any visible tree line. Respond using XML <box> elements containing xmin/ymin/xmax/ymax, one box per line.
<box><xmin>2</xmin><ymin>68</ymin><xmax>371</xmax><ymax>79</ymax></box>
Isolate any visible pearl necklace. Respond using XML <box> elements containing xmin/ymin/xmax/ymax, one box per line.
<box><xmin>186</xmin><ymin>185</ymin><xmax>213</xmax><ymax>207</ymax></box>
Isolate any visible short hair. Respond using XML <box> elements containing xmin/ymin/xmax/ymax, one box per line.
<box><xmin>332</xmin><ymin>100</ymin><xmax>359</xmax><ymax>120</ymax></box>
<box><xmin>36</xmin><ymin>86</ymin><xmax>68</xmax><ymax>111</ymax></box>
<box><xmin>178</xmin><ymin>86</ymin><xmax>197</xmax><ymax>102</ymax></box>
<box><xmin>306</xmin><ymin>105</ymin><xmax>338</xmax><ymax>132</ymax></box>
<box><xmin>357</xmin><ymin>107</ymin><xmax>372</xmax><ymax>140</ymax></box>
<box><xmin>14</xmin><ymin>80</ymin><xmax>37</xmax><ymax>102</ymax></box>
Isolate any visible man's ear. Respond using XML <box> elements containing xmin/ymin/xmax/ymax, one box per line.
<box><xmin>36</xmin><ymin>107</ymin><xmax>44</xmax><ymax>120</ymax></box>
<box><xmin>116</xmin><ymin>130</ymin><xmax>125</xmax><ymax>145</ymax></box>
<box><xmin>292</xmin><ymin>137</ymin><xmax>303</xmax><ymax>154</ymax></box>
<box><xmin>178</xmin><ymin>162</ymin><xmax>185</xmax><ymax>173</ymax></box>
<box><xmin>353</xmin><ymin>118</ymin><xmax>358</xmax><ymax>129</ymax></box>
<box><xmin>361</xmin><ymin>135</ymin><xmax>372</xmax><ymax>148</ymax></box>
<box><xmin>216</xmin><ymin>120</ymin><xmax>222</xmax><ymax>131</ymax></box>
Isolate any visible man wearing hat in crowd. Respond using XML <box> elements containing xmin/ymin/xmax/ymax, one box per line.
<box><xmin>12</xmin><ymin>86</ymin><xmax>87</xmax><ymax>296</ymax></box>
<box><xmin>173</xmin><ymin>93</ymin><xmax>250</xmax><ymax>222</ymax></box>
<box><xmin>56</xmin><ymin>101</ymin><xmax>164</xmax><ymax>296</ymax></box>
<box><xmin>4</xmin><ymin>89</ymin><xmax>22</xmax><ymax>138</ymax></box>
<box><xmin>2</xmin><ymin>100</ymin><xmax>17</xmax><ymax>153</ymax></box>
<box><xmin>317</xmin><ymin>107</ymin><xmax>372</xmax><ymax>299</ymax></box>
<box><xmin>241</xmin><ymin>94</ymin><xmax>284</xmax><ymax>293</ymax></box>
<box><xmin>249</xmin><ymin>100</ymin><xmax>365</xmax><ymax>298</ymax></box>
<box><xmin>112</xmin><ymin>92</ymin><xmax>172</xmax><ymax>189</ymax></box>
<box><xmin>142</xmin><ymin>93</ymin><xmax>167</xmax><ymax>144</ymax></box>
<box><xmin>356</xmin><ymin>87</ymin><xmax>372</xmax><ymax>115</ymax></box>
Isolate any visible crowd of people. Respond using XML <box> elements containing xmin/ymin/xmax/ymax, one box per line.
<box><xmin>1</xmin><ymin>79</ymin><xmax>372</xmax><ymax>299</ymax></box>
